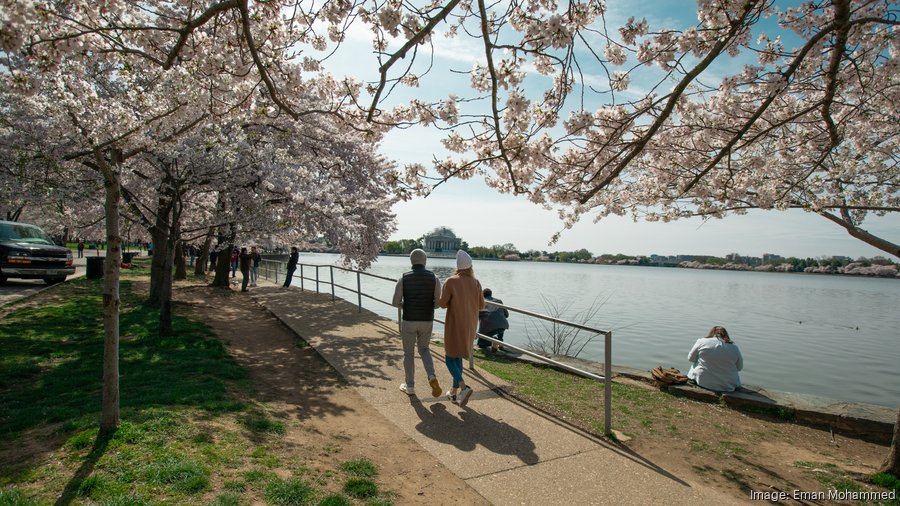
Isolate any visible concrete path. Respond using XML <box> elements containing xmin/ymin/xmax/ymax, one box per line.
<box><xmin>250</xmin><ymin>283</ymin><xmax>745</xmax><ymax>505</ymax></box>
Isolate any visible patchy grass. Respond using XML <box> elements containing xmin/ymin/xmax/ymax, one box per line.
<box><xmin>339</xmin><ymin>458</ymin><xmax>378</xmax><ymax>478</ymax></box>
<box><xmin>0</xmin><ymin>271</ymin><xmax>398</xmax><ymax>505</ymax></box>
<box><xmin>342</xmin><ymin>478</ymin><xmax>378</xmax><ymax>499</ymax></box>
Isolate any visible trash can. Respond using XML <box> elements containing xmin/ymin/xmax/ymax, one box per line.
<box><xmin>86</xmin><ymin>256</ymin><xmax>105</xmax><ymax>279</ymax></box>
<box><xmin>122</xmin><ymin>252</ymin><xmax>137</xmax><ymax>264</ymax></box>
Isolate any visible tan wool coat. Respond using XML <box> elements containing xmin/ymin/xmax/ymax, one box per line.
<box><xmin>438</xmin><ymin>272</ymin><xmax>485</xmax><ymax>358</ymax></box>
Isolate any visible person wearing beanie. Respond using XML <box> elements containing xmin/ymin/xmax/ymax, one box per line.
<box><xmin>438</xmin><ymin>250</ymin><xmax>485</xmax><ymax>407</ymax></box>
<box><xmin>391</xmin><ymin>248</ymin><xmax>444</xmax><ymax>397</ymax></box>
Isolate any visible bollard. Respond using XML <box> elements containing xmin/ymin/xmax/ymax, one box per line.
<box><xmin>330</xmin><ymin>266</ymin><xmax>335</xmax><ymax>301</ymax></box>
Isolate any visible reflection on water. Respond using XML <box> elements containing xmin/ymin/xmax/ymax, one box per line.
<box><xmin>299</xmin><ymin>253</ymin><xmax>900</xmax><ymax>408</ymax></box>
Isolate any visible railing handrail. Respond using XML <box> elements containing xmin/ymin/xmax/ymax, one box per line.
<box><xmin>258</xmin><ymin>258</ymin><xmax>614</xmax><ymax>437</ymax></box>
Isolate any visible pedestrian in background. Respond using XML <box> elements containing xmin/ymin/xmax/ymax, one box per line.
<box><xmin>283</xmin><ymin>247</ymin><xmax>299</xmax><ymax>288</ymax></box>
<box><xmin>230</xmin><ymin>247</ymin><xmax>239</xmax><ymax>278</ymax></box>
<box><xmin>77</xmin><ymin>240</ymin><xmax>85</xmax><ymax>258</ymax></box>
<box><xmin>477</xmin><ymin>288</ymin><xmax>510</xmax><ymax>353</ymax></box>
<box><xmin>250</xmin><ymin>246</ymin><xmax>261</xmax><ymax>286</ymax></box>
<box><xmin>239</xmin><ymin>247</ymin><xmax>251</xmax><ymax>292</ymax></box>
<box><xmin>208</xmin><ymin>246</ymin><xmax>218</xmax><ymax>272</ymax></box>
<box><xmin>438</xmin><ymin>250</ymin><xmax>485</xmax><ymax>407</ymax></box>
<box><xmin>392</xmin><ymin>249</ymin><xmax>443</xmax><ymax>398</ymax></box>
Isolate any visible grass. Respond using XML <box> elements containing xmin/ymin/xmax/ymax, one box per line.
<box><xmin>474</xmin><ymin>350</ymin><xmax>672</xmax><ymax>437</ymax></box>
<box><xmin>0</xmin><ymin>268</ymin><xmax>395</xmax><ymax>505</ymax></box>
<box><xmin>0</xmin><ymin>277</ymin><xmax>248</xmax><ymax>439</ymax></box>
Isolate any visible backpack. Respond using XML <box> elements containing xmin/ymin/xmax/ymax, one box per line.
<box><xmin>651</xmin><ymin>367</ymin><xmax>688</xmax><ymax>385</ymax></box>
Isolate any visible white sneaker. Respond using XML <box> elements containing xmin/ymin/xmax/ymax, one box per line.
<box><xmin>446</xmin><ymin>390</ymin><xmax>458</xmax><ymax>404</ymax></box>
<box><xmin>458</xmin><ymin>386</ymin><xmax>474</xmax><ymax>408</ymax></box>
<box><xmin>399</xmin><ymin>383</ymin><xmax>416</xmax><ymax>396</ymax></box>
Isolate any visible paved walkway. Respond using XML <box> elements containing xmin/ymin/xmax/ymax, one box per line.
<box><xmin>250</xmin><ymin>282</ymin><xmax>745</xmax><ymax>505</ymax></box>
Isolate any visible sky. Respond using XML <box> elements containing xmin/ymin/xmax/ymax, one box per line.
<box><xmin>320</xmin><ymin>1</ymin><xmax>899</xmax><ymax>260</ymax></box>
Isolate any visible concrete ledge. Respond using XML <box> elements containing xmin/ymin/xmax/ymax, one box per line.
<box><xmin>490</xmin><ymin>352</ymin><xmax>896</xmax><ymax>444</ymax></box>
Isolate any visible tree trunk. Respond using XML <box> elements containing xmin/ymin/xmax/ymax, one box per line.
<box><xmin>173</xmin><ymin>199</ymin><xmax>186</xmax><ymax>281</ymax></box>
<box><xmin>99</xmin><ymin>150</ymin><xmax>123</xmax><ymax>433</ymax></box>
<box><xmin>211</xmin><ymin>243</ymin><xmax>234</xmax><ymax>288</ymax></box>
<box><xmin>211</xmin><ymin>224</ymin><xmax>236</xmax><ymax>288</ymax></box>
<box><xmin>159</xmin><ymin>197</ymin><xmax>183</xmax><ymax>337</ymax></box>
<box><xmin>174</xmin><ymin>242</ymin><xmax>187</xmax><ymax>280</ymax></box>
<box><xmin>194</xmin><ymin>227</ymin><xmax>213</xmax><ymax>277</ymax></box>
<box><xmin>880</xmin><ymin>405</ymin><xmax>900</xmax><ymax>476</ymax></box>
<box><xmin>148</xmin><ymin>226</ymin><xmax>169</xmax><ymax>305</ymax></box>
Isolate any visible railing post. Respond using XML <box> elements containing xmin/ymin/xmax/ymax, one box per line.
<box><xmin>356</xmin><ymin>271</ymin><xmax>362</xmax><ymax>312</ymax></box>
<box><xmin>276</xmin><ymin>263</ymin><xmax>279</xmax><ymax>284</ymax></box>
<box><xmin>397</xmin><ymin>308</ymin><xmax>402</xmax><ymax>335</ymax></box>
<box><xmin>298</xmin><ymin>264</ymin><xmax>303</xmax><ymax>291</ymax></box>
<box><xmin>604</xmin><ymin>330</ymin><xmax>612</xmax><ymax>438</ymax></box>
<box><xmin>330</xmin><ymin>266</ymin><xmax>335</xmax><ymax>302</ymax></box>
<box><xmin>316</xmin><ymin>266</ymin><xmax>320</xmax><ymax>294</ymax></box>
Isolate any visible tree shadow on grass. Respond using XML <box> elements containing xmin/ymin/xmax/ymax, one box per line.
<box><xmin>54</xmin><ymin>429</ymin><xmax>113</xmax><ymax>506</ymax></box>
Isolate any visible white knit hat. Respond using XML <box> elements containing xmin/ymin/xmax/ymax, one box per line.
<box><xmin>456</xmin><ymin>250</ymin><xmax>472</xmax><ymax>270</ymax></box>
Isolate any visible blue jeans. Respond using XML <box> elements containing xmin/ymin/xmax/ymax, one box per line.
<box><xmin>445</xmin><ymin>357</ymin><xmax>464</xmax><ymax>389</ymax></box>
<box><xmin>283</xmin><ymin>267</ymin><xmax>296</xmax><ymax>287</ymax></box>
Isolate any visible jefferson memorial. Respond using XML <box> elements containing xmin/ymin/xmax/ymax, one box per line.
<box><xmin>422</xmin><ymin>227</ymin><xmax>462</xmax><ymax>255</ymax></box>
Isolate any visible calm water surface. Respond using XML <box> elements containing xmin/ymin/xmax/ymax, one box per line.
<box><xmin>294</xmin><ymin>253</ymin><xmax>900</xmax><ymax>408</ymax></box>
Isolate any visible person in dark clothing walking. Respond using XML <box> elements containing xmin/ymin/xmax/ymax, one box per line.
<box><xmin>283</xmin><ymin>247</ymin><xmax>299</xmax><ymax>287</ymax></box>
<box><xmin>239</xmin><ymin>247</ymin><xmax>252</xmax><ymax>292</ymax></box>
<box><xmin>250</xmin><ymin>246</ymin><xmax>261</xmax><ymax>286</ymax></box>
<box><xmin>208</xmin><ymin>247</ymin><xmax>218</xmax><ymax>271</ymax></box>
<box><xmin>391</xmin><ymin>249</ymin><xmax>443</xmax><ymax>398</ymax></box>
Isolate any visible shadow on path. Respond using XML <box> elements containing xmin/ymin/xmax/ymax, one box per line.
<box><xmin>410</xmin><ymin>398</ymin><xmax>539</xmax><ymax>466</ymax></box>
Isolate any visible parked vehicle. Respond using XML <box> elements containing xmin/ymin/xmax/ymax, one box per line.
<box><xmin>0</xmin><ymin>221</ymin><xmax>75</xmax><ymax>285</ymax></box>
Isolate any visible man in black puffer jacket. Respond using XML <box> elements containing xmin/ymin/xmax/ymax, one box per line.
<box><xmin>392</xmin><ymin>249</ymin><xmax>443</xmax><ymax>398</ymax></box>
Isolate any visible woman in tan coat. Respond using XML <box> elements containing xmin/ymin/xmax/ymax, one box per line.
<box><xmin>438</xmin><ymin>250</ymin><xmax>485</xmax><ymax>407</ymax></box>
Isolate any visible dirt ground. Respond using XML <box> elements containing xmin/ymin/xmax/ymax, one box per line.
<box><xmin>172</xmin><ymin>281</ymin><xmax>490</xmax><ymax>505</ymax></box>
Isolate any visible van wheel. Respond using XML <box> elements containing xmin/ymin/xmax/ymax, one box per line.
<box><xmin>44</xmin><ymin>277</ymin><xmax>65</xmax><ymax>285</ymax></box>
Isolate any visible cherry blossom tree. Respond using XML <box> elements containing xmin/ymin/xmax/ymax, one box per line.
<box><xmin>2</xmin><ymin>0</ymin><xmax>896</xmax><ymax>448</ymax></box>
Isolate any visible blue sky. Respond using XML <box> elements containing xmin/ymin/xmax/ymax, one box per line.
<box><xmin>321</xmin><ymin>1</ymin><xmax>899</xmax><ymax>259</ymax></box>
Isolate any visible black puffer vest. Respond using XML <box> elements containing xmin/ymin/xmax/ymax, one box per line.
<box><xmin>401</xmin><ymin>267</ymin><xmax>437</xmax><ymax>321</ymax></box>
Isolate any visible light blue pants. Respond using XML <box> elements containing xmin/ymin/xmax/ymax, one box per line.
<box><xmin>445</xmin><ymin>357</ymin><xmax>464</xmax><ymax>389</ymax></box>
<box><xmin>401</xmin><ymin>320</ymin><xmax>437</xmax><ymax>388</ymax></box>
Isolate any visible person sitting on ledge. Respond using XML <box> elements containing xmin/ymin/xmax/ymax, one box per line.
<box><xmin>687</xmin><ymin>326</ymin><xmax>743</xmax><ymax>392</ymax></box>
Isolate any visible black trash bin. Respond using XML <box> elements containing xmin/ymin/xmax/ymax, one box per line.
<box><xmin>122</xmin><ymin>252</ymin><xmax>137</xmax><ymax>264</ymax></box>
<box><xmin>86</xmin><ymin>256</ymin><xmax>105</xmax><ymax>279</ymax></box>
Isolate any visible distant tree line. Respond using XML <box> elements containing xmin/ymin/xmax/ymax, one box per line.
<box><xmin>381</xmin><ymin>239</ymin><xmax>898</xmax><ymax>277</ymax></box>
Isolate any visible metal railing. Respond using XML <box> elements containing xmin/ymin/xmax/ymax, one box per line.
<box><xmin>259</xmin><ymin>258</ymin><xmax>614</xmax><ymax>437</ymax></box>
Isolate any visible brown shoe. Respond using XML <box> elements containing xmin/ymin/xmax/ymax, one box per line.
<box><xmin>429</xmin><ymin>376</ymin><xmax>442</xmax><ymax>398</ymax></box>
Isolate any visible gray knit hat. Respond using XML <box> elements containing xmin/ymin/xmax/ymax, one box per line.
<box><xmin>410</xmin><ymin>248</ymin><xmax>427</xmax><ymax>266</ymax></box>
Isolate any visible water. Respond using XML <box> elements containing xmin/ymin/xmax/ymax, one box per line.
<box><xmin>291</xmin><ymin>253</ymin><xmax>900</xmax><ymax>408</ymax></box>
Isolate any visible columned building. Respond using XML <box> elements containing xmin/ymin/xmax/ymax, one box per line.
<box><xmin>423</xmin><ymin>227</ymin><xmax>461</xmax><ymax>254</ymax></box>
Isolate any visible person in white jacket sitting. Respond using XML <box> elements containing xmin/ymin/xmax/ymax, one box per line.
<box><xmin>687</xmin><ymin>326</ymin><xmax>743</xmax><ymax>392</ymax></box>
